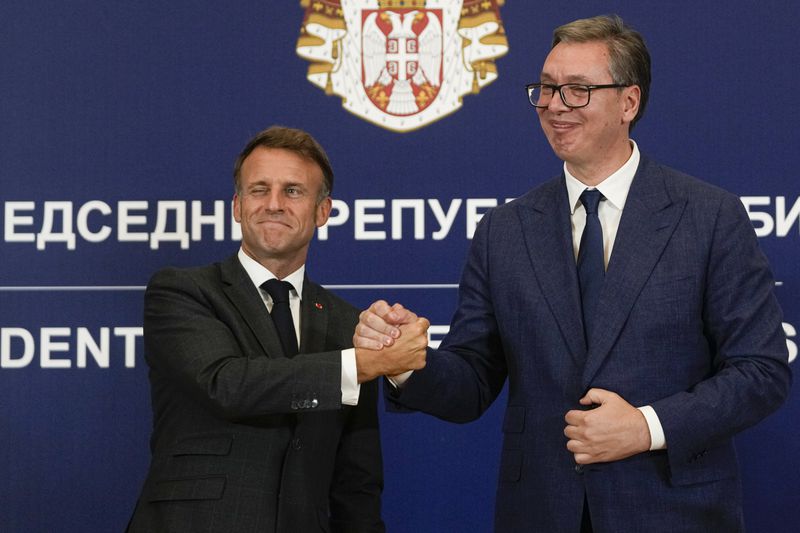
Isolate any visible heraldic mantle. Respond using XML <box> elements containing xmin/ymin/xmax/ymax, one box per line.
<box><xmin>296</xmin><ymin>0</ymin><xmax>509</xmax><ymax>132</ymax></box>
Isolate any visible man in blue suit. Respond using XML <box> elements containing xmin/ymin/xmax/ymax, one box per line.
<box><xmin>355</xmin><ymin>15</ymin><xmax>792</xmax><ymax>532</ymax></box>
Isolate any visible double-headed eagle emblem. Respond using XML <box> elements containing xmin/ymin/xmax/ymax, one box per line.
<box><xmin>297</xmin><ymin>0</ymin><xmax>508</xmax><ymax>132</ymax></box>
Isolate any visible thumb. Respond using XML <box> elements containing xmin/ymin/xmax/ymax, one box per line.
<box><xmin>579</xmin><ymin>388</ymin><xmax>612</xmax><ymax>405</ymax></box>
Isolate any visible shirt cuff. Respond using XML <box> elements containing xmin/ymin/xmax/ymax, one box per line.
<box><xmin>637</xmin><ymin>405</ymin><xmax>667</xmax><ymax>450</ymax></box>
<box><xmin>341</xmin><ymin>348</ymin><xmax>360</xmax><ymax>406</ymax></box>
<box><xmin>386</xmin><ymin>370</ymin><xmax>414</xmax><ymax>389</ymax></box>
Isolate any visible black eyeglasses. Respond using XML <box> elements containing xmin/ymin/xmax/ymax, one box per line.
<box><xmin>525</xmin><ymin>83</ymin><xmax>628</xmax><ymax>109</ymax></box>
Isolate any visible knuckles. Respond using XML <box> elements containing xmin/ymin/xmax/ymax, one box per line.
<box><xmin>369</xmin><ymin>299</ymin><xmax>390</xmax><ymax>314</ymax></box>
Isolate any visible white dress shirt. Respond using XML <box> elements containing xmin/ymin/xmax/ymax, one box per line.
<box><xmin>565</xmin><ymin>141</ymin><xmax>666</xmax><ymax>451</ymax></box>
<box><xmin>237</xmin><ymin>249</ymin><xmax>360</xmax><ymax>406</ymax></box>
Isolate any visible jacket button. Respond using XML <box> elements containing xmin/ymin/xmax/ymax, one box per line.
<box><xmin>575</xmin><ymin>464</ymin><xmax>584</xmax><ymax>474</ymax></box>
<box><xmin>291</xmin><ymin>438</ymin><xmax>302</xmax><ymax>450</ymax></box>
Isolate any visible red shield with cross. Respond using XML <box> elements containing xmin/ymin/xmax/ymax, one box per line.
<box><xmin>361</xmin><ymin>8</ymin><xmax>443</xmax><ymax>116</ymax></box>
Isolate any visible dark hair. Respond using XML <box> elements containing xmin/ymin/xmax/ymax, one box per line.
<box><xmin>552</xmin><ymin>15</ymin><xmax>651</xmax><ymax>128</ymax></box>
<box><xmin>233</xmin><ymin>126</ymin><xmax>333</xmax><ymax>200</ymax></box>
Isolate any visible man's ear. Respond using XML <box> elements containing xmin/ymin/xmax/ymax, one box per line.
<box><xmin>233</xmin><ymin>193</ymin><xmax>242</xmax><ymax>223</ymax></box>
<box><xmin>316</xmin><ymin>196</ymin><xmax>332</xmax><ymax>227</ymax></box>
<box><xmin>621</xmin><ymin>85</ymin><xmax>641</xmax><ymax>125</ymax></box>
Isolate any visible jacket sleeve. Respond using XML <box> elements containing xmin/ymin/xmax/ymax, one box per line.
<box><xmin>386</xmin><ymin>209</ymin><xmax>509</xmax><ymax>423</ymax></box>
<box><xmin>651</xmin><ymin>192</ymin><xmax>792</xmax><ymax>484</ymax></box>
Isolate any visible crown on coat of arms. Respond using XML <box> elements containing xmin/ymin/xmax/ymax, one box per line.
<box><xmin>378</xmin><ymin>0</ymin><xmax>426</xmax><ymax>8</ymax></box>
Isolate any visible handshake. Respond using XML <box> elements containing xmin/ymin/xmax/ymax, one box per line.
<box><xmin>353</xmin><ymin>300</ymin><xmax>430</xmax><ymax>383</ymax></box>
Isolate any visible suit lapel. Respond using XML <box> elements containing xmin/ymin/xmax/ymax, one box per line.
<box><xmin>220</xmin><ymin>254</ymin><xmax>286</xmax><ymax>358</ymax></box>
<box><xmin>299</xmin><ymin>278</ymin><xmax>329</xmax><ymax>354</ymax></box>
<box><xmin>581</xmin><ymin>158</ymin><xmax>687</xmax><ymax>386</ymax></box>
<box><xmin>517</xmin><ymin>177</ymin><xmax>586</xmax><ymax>365</ymax></box>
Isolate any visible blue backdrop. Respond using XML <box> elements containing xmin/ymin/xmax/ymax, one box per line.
<box><xmin>1</xmin><ymin>2</ymin><xmax>797</xmax><ymax>531</ymax></box>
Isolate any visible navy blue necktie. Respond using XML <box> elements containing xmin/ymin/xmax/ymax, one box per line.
<box><xmin>262</xmin><ymin>279</ymin><xmax>299</xmax><ymax>357</ymax></box>
<box><xmin>577</xmin><ymin>189</ymin><xmax>605</xmax><ymax>342</ymax></box>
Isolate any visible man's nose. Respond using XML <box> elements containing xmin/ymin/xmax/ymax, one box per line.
<box><xmin>546</xmin><ymin>89</ymin><xmax>570</xmax><ymax>112</ymax></box>
<box><xmin>265</xmin><ymin>190</ymin><xmax>284</xmax><ymax>210</ymax></box>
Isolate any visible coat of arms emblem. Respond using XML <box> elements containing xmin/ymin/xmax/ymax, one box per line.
<box><xmin>297</xmin><ymin>0</ymin><xmax>508</xmax><ymax>132</ymax></box>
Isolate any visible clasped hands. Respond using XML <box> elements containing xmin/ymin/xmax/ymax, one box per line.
<box><xmin>353</xmin><ymin>300</ymin><xmax>429</xmax><ymax>383</ymax></box>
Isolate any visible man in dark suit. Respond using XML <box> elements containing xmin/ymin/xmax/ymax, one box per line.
<box><xmin>354</xmin><ymin>15</ymin><xmax>792</xmax><ymax>532</ymax></box>
<box><xmin>128</xmin><ymin>126</ymin><xmax>428</xmax><ymax>533</ymax></box>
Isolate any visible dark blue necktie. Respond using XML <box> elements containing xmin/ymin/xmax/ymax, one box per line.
<box><xmin>577</xmin><ymin>189</ymin><xmax>605</xmax><ymax>342</ymax></box>
<box><xmin>262</xmin><ymin>279</ymin><xmax>299</xmax><ymax>357</ymax></box>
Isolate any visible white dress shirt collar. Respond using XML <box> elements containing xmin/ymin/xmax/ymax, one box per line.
<box><xmin>237</xmin><ymin>248</ymin><xmax>305</xmax><ymax>300</ymax></box>
<box><xmin>565</xmin><ymin>140</ymin><xmax>640</xmax><ymax>213</ymax></box>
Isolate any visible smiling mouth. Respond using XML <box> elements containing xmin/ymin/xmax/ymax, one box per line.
<box><xmin>550</xmin><ymin>121</ymin><xmax>579</xmax><ymax>130</ymax></box>
<box><xmin>257</xmin><ymin>219</ymin><xmax>291</xmax><ymax>228</ymax></box>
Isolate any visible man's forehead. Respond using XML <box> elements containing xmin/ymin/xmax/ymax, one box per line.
<box><xmin>540</xmin><ymin>41</ymin><xmax>611</xmax><ymax>80</ymax></box>
<box><xmin>241</xmin><ymin>148</ymin><xmax>322</xmax><ymax>179</ymax></box>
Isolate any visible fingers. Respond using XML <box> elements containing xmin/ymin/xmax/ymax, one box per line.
<box><xmin>353</xmin><ymin>301</ymin><xmax>422</xmax><ymax>350</ymax></box>
<box><xmin>564</xmin><ymin>403</ymin><xmax>602</xmax><ymax>463</ymax></box>
<box><xmin>395</xmin><ymin>318</ymin><xmax>430</xmax><ymax>370</ymax></box>
<box><xmin>563</xmin><ymin>422</ymin><xmax>579</xmax><ymax>440</ymax></box>
<box><xmin>563</xmin><ymin>420</ymin><xmax>586</xmax><ymax>448</ymax></box>
<box><xmin>400</xmin><ymin>317</ymin><xmax>430</xmax><ymax>345</ymax></box>
<box><xmin>354</xmin><ymin>301</ymin><xmax>401</xmax><ymax>349</ymax></box>
<box><xmin>353</xmin><ymin>315</ymin><xmax>394</xmax><ymax>350</ymax></box>
<box><xmin>368</xmin><ymin>300</ymin><xmax>417</xmax><ymax>325</ymax></box>
<box><xmin>387</xmin><ymin>302</ymin><xmax>418</xmax><ymax>325</ymax></box>
<box><xmin>367</xmin><ymin>299</ymin><xmax>394</xmax><ymax>318</ymax></box>
<box><xmin>572</xmin><ymin>453</ymin><xmax>592</xmax><ymax>465</ymax></box>
<box><xmin>564</xmin><ymin>409</ymin><xmax>583</xmax><ymax>426</ymax></box>
<box><xmin>564</xmin><ymin>426</ymin><xmax>593</xmax><ymax>464</ymax></box>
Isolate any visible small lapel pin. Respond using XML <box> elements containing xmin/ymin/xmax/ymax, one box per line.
<box><xmin>315</xmin><ymin>302</ymin><xmax>323</xmax><ymax>310</ymax></box>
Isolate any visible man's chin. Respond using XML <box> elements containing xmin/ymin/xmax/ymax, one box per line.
<box><xmin>550</xmin><ymin>144</ymin><xmax>575</xmax><ymax>162</ymax></box>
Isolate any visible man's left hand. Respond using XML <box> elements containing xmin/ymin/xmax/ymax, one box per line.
<box><xmin>564</xmin><ymin>388</ymin><xmax>651</xmax><ymax>464</ymax></box>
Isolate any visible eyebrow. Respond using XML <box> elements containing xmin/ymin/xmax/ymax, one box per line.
<box><xmin>539</xmin><ymin>73</ymin><xmax>596</xmax><ymax>84</ymax></box>
<box><xmin>246</xmin><ymin>179</ymin><xmax>305</xmax><ymax>188</ymax></box>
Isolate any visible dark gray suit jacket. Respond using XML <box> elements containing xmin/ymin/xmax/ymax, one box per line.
<box><xmin>128</xmin><ymin>254</ymin><xmax>384</xmax><ymax>533</ymax></box>
<box><xmin>388</xmin><ymin>156</ymin><xmax>791</xmax><ymax>532</ymax></box>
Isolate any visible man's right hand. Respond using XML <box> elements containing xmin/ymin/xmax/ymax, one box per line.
<box><xmin>353</xmin><ymin>300</ymin><xmax>419</xmax><ymax>350</ymax></box>
<box><xmin>354</xmin><ymin>303</ymin><xmax>429</xmax><ymax>383</ymax></box>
